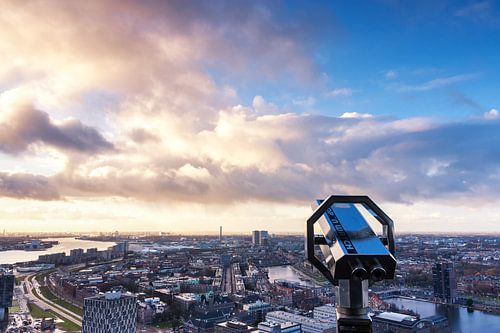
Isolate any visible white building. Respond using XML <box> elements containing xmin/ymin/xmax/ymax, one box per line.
<box><xmin>258</xmin><ymin>321</ymin><xmax>301</xmax><ymax>333</ymax></box>
<box><xmin>266</xmin><ymin>311</ymin><xmax>336</xmax><ymax>333</ymax></box>
<box><xmin>313</xmin><ymin>304</ymin><xmax>337</xmax><ymax>325</ymax></box>
<box><xmin>137</xmin><ymin>297</ymin><xmax>166</xmax><ymax>324</ymax></box>
<box><xmin>82</xmin><ymin>291</ymin><xmax>137</xmax><ymax>333</ymax></box>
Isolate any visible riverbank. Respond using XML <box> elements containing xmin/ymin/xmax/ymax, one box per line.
<box><xmin>267</xmin><ymin>264</ymin><xmax>328</xmax><ymax>287</ymax></box>
<box><xmin>396</xmin><ymin>295</ymin><xmax>500</xmax><ymax>315</ymax></box>
<box><xmin>0</xmin><ymin>237</ymin><xmax>117</xmax><ymax>265</ymax></box>
<box><xmin>385</xmin><ymin>296</ymin><xmax>500</xmax><ymax>332</ymax></box>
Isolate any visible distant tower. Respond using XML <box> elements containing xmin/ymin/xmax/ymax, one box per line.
<box><xmin>259</xmin><ymin>230</ymin><xmax>269</xmax><ymax>246</ymax></box>
<box><xmin>219</xmin><ymin>226</ymin><xmax>223</xmax><ymax>242</ymax></box>
<box><xmin>433</xmin><ymin>262</ymin><xmax>457</xmax><ymax>303</ymax></box>
<box><xmin>252</xmin><ymin>230</ymin><xmax>260</xmax><ymax>246</ymax></box>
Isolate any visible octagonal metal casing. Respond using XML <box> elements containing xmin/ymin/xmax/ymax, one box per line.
<box><xmin>306</xmin><ymin>195</ymin><xmax>396</xmax><ymax>285</ymax></box>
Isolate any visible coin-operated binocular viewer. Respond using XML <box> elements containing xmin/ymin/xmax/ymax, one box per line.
<box><xmin>306</xmin><ymin>195</ymin><xmax>396</xmax><ymax>333</ymax></box>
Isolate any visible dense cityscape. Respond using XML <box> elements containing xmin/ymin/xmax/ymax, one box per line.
<box><xmin>0</xmin><ymin>231</ymin><xmax>498</xmax><ymax>333</ymax></box>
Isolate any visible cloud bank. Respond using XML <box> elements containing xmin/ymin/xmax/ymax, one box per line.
<box><xmin>1</xmin><ymin>0</ymin><xmax>499</xmax><ymax>216</ymax></box>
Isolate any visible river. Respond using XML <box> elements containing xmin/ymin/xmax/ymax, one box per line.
<box><xmin>386</xmin><ymin>297</ymin><xmax>500</xmax><ymax>333</ymax></box>
<box><xmin>267</xmin><ymin>265</ymin><xmax>499</xmax><ymax>332</ymax></box>
<box><xmin>267</xmin><ymin>265</ymin><xmax>323</xmax><ymax>287</ymax></box>
<box><xmin>0</xmin><ymin>237</ymin><xmax>116</xmax><ymax>265</ymax></box>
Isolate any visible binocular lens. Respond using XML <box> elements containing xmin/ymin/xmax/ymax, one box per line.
<box><xmin>351</xmin><ymin>266</ymin><xmax>368</xmax><ymax>280</ymax></box>
<box><xmin>370</xmin><ymin>266</ymin><xmax>386</xmax><ymax>282</ymax></box>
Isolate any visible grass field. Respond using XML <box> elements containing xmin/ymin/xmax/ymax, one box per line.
<box><xmin>34</xmin><ymin>270</ymin><xmax>54</xmax><ymax>285</ymax></box>
<box><xmin>29</xmin><ymin>303</ymin><xmax>81</xmax><ymax>332</ymax></box>
<box><xmin>15</xmin><ymin>275</ymin><xmax>25</xmax><ymax>285</ymax></box>
<box><xmin>9</xmin><ymin>299</ymin><xmax>21</xmax><ymax>313</ymax></box>
<box><xmin>39</xmin><ymin>286</ymin><xmax>83</xmax><ymax>317</ymax></box>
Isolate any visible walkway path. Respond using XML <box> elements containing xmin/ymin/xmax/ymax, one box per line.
<box><xmin>24</xmin><ymin>274</ymin><xmax>82</xmax><ymax>326</ymax></box>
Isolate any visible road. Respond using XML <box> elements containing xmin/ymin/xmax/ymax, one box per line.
<box><xmin>23</xmin><ymin>274</ymin><xmax>83</xmax><ymax>326</ymax></box>
<box><xmin>221</xmin><ymin>267</ymin><xmax>232</xmax><ymax>293</ymax></box>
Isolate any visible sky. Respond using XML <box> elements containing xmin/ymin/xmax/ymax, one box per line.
<box><xmin>0</xmin><ymin>0</ymin><xmax>499</xmax><ymax>234</ymax></box>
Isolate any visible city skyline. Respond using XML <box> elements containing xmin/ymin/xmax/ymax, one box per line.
<box><xmin>1</xmin><ymin>1</ymin><xmax>500</xmax><ymax>234</ymax></box>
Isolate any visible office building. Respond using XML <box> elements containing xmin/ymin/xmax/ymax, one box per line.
<box><xmin>252</xmin><ymin>230</ymin><xmax>260</xmax><ymax>246</ymax></box>
<box><xmin>242</xmin><ymin>300</ymin><xmax>271</xmax><ymax>322</ymax></box>
<box><xmin>70</xmin><ymin>248</ymin><xmax>84</xmax><ymax>258</ymax></box>
<box><xmin>372</xmin><ymin>312</ymin><xmax>450</xmax><ymax>333</ymax></box>
<box><xmin>313</xmin><ymin>304</ymin><xmax>337</xmax><ymax>325</ymax></box>
<box><xmin>82</xmin><ymin>291</ymin><xmax>137</xmax><ymax>333</ymax></box>
<box><xmin>215</xmin><ymin>320</ymin><xmax>257</xmax><ymax>333</ymax></box>
<box><xmin>432</xmin><ymin>262</ymin><xmax>457</xmax><ymax>303</ymax></box>
<box><xmin>259</xmin><ymin>230</ymin><xmax>269</xmax><ymax>246</ymax></box>
<box><xmin>220</xmin><ymin>226</ymin><xmax>223</xmax><ymax>242</ymax></box>
<box><xmin>0</xmin><ymin>269</ymin><xmax>14</xmax><ymax>325</ymax></box>
<box><xmin>251</xmin><ymin>230</ymin><xmax>269</xmax><ymax>246</ymax></box>
<box><xmin>266</xmin><ymin>311</ymin><xmax>336</xmax><ymax>333</ymax></box>
<box><xmin>258</xmin><ymin>321</ymin><xmax>301</xmax><ymax>333</ymax></box>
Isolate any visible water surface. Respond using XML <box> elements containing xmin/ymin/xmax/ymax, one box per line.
<box><xmin>386</xmin><ymin>297</ymin><xmax>500</xmax><ymax>333</ymax></box>
<box><xmin>0</xmin><ymin>237</ymin><xmax>116</xmax><ymax>265</ymax></box>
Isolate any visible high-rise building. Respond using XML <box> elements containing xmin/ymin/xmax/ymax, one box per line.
<box><xmin>70</xmin><ymin>248</ymin><xmax>84</xmax><ymax>258</ymax></box>
<box><xmin>432</xmin><ymin>262</ymin><xmax>457</xmax><ymax>303</ymax></box>
<box><xmin>0</xmin><ymin>269</ymin><xmax>14</xmax><ymax>325</ymax></box>
<box><xmin>82</xmin><ymin>291</ymin><xmax>137</xmax><ymax>333</ymax></box>
<box><xmin>259</xmin><ymin>230</ymin><xmax>269</xmax><ymax>246</ymax></box>
<box><xmin>220</xmin><ymin>226</ymin><xmax>223</xmax><ymax>242</ymax></box>
<box><xmin>252</xmin><ymin>230</ymin><xmax>260</xmax><ymax>246</ymax></box>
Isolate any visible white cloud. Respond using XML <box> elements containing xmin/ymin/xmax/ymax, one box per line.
<box><xmin>252</xmin><ymin>95</ymin><xmax>279</xmax><ymax>114</ymax></box>
<box><xmin>326</xmin><ymin>87</ymin><xmax>352</xmax><ymax>98</ymax></box>
<box><xmin>339</xmin><ymin>112</ymin><xmax>373</xmax><ymax>119</ymax></box>
<box><xmin>385</xmin><ymin>70</ymin><xmax>398</xmax><ymax>79</ymax></box>
<box><xmin>484</xmin><ymin>108</ymin><xmax>499</xmax><ymax>120</ymax></box>
<box><xmin>292</xmin><ymin>96</ymin><xmax>316</xmax><ymax>107</ymax></box>
<box><xmin>395</xmin><ymin>73</ymin><xmax>479</xmax><ymax>92</ymax></box>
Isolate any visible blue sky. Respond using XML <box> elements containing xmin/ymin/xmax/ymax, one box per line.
<box><xmin>230</xmin><ymin>1</ymin><xmax>500</xmax><ymax>121</ymax></box>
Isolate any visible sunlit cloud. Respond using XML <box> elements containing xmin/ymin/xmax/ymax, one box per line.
<box><xmin>0</xmin><ymin>0</ymin><xmax>499</xmax><ymax>233</ymax></box>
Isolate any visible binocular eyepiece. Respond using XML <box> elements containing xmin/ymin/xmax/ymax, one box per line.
<box><xmin>350</xmin><ymin>261</ymin><xmax>368</xmax><ymax>280</ymax></box>
<box><xmin>349</xmin><ymin>259</ymin><xmax>386</xmax><ymax>281</ymax></box>
<box><xmin>370</xmin><ymin>264</ymin><xmax>386</xmax><ymax>282</ymax></box>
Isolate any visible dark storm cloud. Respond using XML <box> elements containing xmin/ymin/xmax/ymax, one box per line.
<box><xmin>0</xmin><ymin>172</ymin><xmax>59</xmax><ymax>200</ymax></box>
<box><xmin>0</xmin><ymin>105</ymin><xmax>114</xmax><ymax>154</ymax></box>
